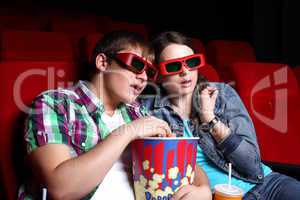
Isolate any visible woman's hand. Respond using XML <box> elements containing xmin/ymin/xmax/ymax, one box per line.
<box><xmin>199</xmin><ymin>86</ymin><xmax>218</xmax><ymax>123</ymax></box>
<box><xmin>171</xmin><ymin>185</ymin><xmax>212</xmax><ymax>200</ymax></box>
<box><xmin>122</xmin><ymin>116</ymin><xmax>174</xmax><ymax>140</ymax></box>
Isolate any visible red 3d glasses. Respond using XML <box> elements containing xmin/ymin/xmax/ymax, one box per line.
<box><xmin>159</xmin><ymin>53</ymin><xmax>206</xmax><ymax>76</ymax></box>
<box><xmin>112</xmin><ymin>52</ymin><xmax>158</xmax><ymax>81</ymax></box>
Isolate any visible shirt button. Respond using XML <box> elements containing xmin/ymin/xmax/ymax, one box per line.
<box><xmin>257</xmin><ymin>175</ymin><xmax>263</xmax><ymax>179</ymax></box>
<box><xmin>81</xmin><ymin>142</ymin><xmax>86</xmax><ymax>147</ymax></box>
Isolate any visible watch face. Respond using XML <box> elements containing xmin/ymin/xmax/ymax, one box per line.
<box><xmin>212</xmin><ymin>118</ymin><xmax>218</xmax><ymax>124</ymax></box>
<box><xmin>200</xmin><ymin>116</ymin><xmax>219</xmax><ymax>132</ymax></box>
<box><xmin>200</xmin><ymin>123</ymin><xmax>210</xmax><ymax>132</ymax></box>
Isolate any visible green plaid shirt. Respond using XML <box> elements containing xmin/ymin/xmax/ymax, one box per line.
<box><xmin>19</xmin><ymin>80</ymin><xmax>148</xmax><ymax>200</ymax></box>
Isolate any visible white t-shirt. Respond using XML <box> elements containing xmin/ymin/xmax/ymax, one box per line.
<box><xmin>91</xmin><ymin>110</ymin><xmax>135</xmax><ymax>200</ymax></box>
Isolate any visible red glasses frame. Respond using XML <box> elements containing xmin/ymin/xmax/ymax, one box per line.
<box><xmin>114</xmin><ymin>53</ymin><xmax>158</xmax><ymax>81</ymax></box>
<box><xmin>159</xmin><ymin>53</ymin><xmax>206</xmax><ymax>76</ymax></box>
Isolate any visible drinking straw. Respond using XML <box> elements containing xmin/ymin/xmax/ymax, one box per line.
<box><xmin>228</xmin><ymin>163</ymin><xmax>232</xmax><ymax>188</ymax></box>
<box><xmin>42</xmin><ymin>188</ymin><xmax>47</xmax><ymax>200</ymax></box>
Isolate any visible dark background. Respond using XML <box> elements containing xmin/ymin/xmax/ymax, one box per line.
<box><xmin>1</xmin><ymin>1</ymin><xmax>300</xmax><ymax>198</ymax></box>
<box><xmin>1</xmin><ymin>0</ymin><xmax>300</xmax><ymax>66</ymax></box>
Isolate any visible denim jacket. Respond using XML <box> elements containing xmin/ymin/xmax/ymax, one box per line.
<box><xmin>139</xmin><ymin>82</ymin><xmax>264</xmax><ymax>184</ymax></box>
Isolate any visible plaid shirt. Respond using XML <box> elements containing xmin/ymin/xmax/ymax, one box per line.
<box><xmin>18</xmin><ymin>80</ymin><xmax>148</xmax><ymax>200</ymax></box>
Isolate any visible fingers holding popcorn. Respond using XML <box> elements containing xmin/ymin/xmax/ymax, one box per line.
<box><xmin>125</xmin><ymin>116</ymin><xmax>174</xmax><ymax>140</ymax></box>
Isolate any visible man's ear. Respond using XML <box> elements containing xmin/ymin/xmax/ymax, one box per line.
<box><xmin>95</xmin><ymin>53</ymin><xmax>109</xmax><ymax>72</ymax></box>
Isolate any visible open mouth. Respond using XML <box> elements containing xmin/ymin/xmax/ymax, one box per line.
<box><xmin>180</xmin><ymin>79</ymin><xmax>192</xmax><ymax>87</ymax></box>
<box><xmin>130</xmin><ymin>84</ymin><xmax>143</xmax><ymax>95</ymax></box>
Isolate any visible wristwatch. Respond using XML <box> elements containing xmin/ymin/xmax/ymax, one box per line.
<box><xmin>200</xmin><ymin>116</ymin><xmax>220</xmax><ymax>132</ymax></box>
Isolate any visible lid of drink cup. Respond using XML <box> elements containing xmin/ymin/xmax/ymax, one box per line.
<box><xmin>214</xmin><ymin>184</ymin><xmax>244</xmax><ymax>197</ymax></box>
<box><xmin>140</xmin><ymin>137</ymin><xmax>199</xmax><ymax>140</ymax></box>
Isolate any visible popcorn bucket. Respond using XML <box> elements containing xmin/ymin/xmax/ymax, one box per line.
<box><xmin>131</xmin><ymin>137</ymin><xmax>199</xmax><ymax>200</ymax></box>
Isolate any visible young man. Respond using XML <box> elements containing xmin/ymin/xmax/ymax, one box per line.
<box><xmin>18</xmin><ymin>31</ymin><xmax>211</xmax><ymax>200</ymax></box>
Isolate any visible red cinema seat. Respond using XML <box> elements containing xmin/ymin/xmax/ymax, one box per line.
<box><xmin>292</xmin><ymin>67</ymin><xmax>300</xmax><ymax>88</ymax></box>
<box><xmin>0</xmin><ymin>61</ymin><xmax>77</xmax><ymax>200</ymax></box>
<box><xmin>0</xmin><ymin>31</ymin><xmax>74</xmax><ymax>61</ymax></box>
<box><xmin>81</xmin><ymin>33</ymin><xmax>103</xmax><ymax>62</ymax></box>
<box><xmin>206</xmin><ymin>40</ymin><xmax>256</xmax><ymax>82</ymax></box>
<box><xmin>0</xmin><ymin>16</ymin><xmax>45</xmax><ymax>31</ymax></box>
<box><xmin>199</xmin><ymin>64</ymin><xmax>220</xmax><ymax>82</ymax></box>
<box><xmin>191</xmin><ymin>38</ymin><xmax>206</xmax><ymax>56</ymax></box>
<box><xmin>51</xmin><ymin>16</ymin><xmax>99</xmax><ymax>34</ymax></box>
<box><xmin>229</xmin><ymin>62</ymin><xmax>300</xmax><ymax>166</ymax></box>
<box><xmin>191</xmin><ymin>39</ymin><xmax>219</xmax><ymax>82</ymax></box>
<box><xmin>103</xmin><ymin>20</ymin><xmax>149</xmax><ymax>39</ymax></box>
<box><xmin>49</xmin><ymin>16</ymin><xmax>108</xmax><ymax>62</ymax></box>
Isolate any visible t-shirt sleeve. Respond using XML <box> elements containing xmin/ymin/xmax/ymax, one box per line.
<box><xmin>25</xmin><ymin>93</ymin><xmax>71</xmax><ymax>154</ymax></box>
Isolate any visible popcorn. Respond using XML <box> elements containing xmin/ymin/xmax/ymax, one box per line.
<box><xmin>154</xmin><ymin>187</ymin><xmax>173</xmax><ymax>198</ymax></box>
<box><xmin>168</xmin><ymin>167</ymin><xmax>179</xmax><ymax>180</ymax></box>
<box><xmin>190</xmin><ymin>171</ymin><xmax>195</xmax><ymax>184</ymax></box>
<box><xmin>181</xmin><ymin>177</ymin><xmax>189</xmax><ymax>187</ymax></box>
<box><xmin>134</xmin><ymin>180</ymin><xmax>147</xmax><ymax>200</ymax></box>
<box><xmin>134</xmin><ymin>169</ymin><xmax>194</xmax><ymax>200</ymax></box>
<box><xmin>186</xmin><ymin>164</ymin><xmax>193</xmax><ymax>177</ymax></box>
<box><xmin>155</xmin><ymin>189</ymin><xmax>165</xmax><ymax>198</ymax></box>
<box><xmin>134</xmin><ymin>175</ymin><xmax>148</xmax><ymax>200</ymax></box>
<box><xmin>153</xmin><ymin>173</ymin><xmax>165</xmax><ymax>183</ymax></box>
<box><xmin>140</xmin><ymin>175</ymin><xmax>147</xmax><ymax>187</ymax></box>
<box><xmin>173</xmin><ymin>177</ymin><xmax>189</xmax><ymax>194</ymax></box>
<box><xmin>147</xmin><ymin>188</ymin><xmax>155</xmax><ymax>197</ymax></box>
<box><xmin>131</xmin><ymin>138</ymin><xmax>199</xmax><ymax>200</ymax></box>
<box><xmin>174</xmin><ymin>180</ymin><xmax>179</xmax><ymax>186</ymax></box>
<box><xmin>148</xmin><ymin>173</ymin><xmax>165</xmax><ymax>191</ymax></box>
<box><xmin>165</xmin><ymin>186</ymin><xmax>173</xmax><ymax>194</ymax></box>
<box><xmin>143</xmin><ymin>160</ymin><xmax>150</xmax><ymax>170</ymax></box>
<box><xmin>148</xmin><ymin>179</ymin><xmax>159</xmax><ymax>190</ymax></box>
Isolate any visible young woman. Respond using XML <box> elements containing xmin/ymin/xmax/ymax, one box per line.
<box><xmin>140</xmin><ymin>31</ymin><xmax>300</xmax><ymax>200</ymax></box>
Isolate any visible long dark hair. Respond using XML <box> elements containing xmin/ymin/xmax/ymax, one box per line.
<box><xmin>151</xmin><ymin>31</ymin><xmax>208</xmax><ymax>91</ymax></box>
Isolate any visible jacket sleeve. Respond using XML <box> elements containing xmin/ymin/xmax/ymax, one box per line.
<box><xmin>216</xmin><ymin>84</ymin><xmax>264</xmax><ymax>180</ymax></box>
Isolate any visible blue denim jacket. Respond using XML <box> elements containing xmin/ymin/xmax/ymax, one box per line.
<box><xmin>139</xmin><ymin>82</ymin><xmax>264</xmax><ymax>184</ymax></box>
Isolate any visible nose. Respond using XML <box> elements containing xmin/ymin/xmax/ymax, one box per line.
<box><xmin>180</xmin><ymin>64</ymin><xmax>190</xmax><ymax>76</ymax></box>
<box><xmin>136</xmin><ymin>71</ymin><xmax>147</xmax><ymax>82</ymax></box>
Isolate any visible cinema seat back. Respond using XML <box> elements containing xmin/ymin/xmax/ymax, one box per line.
<box><xmin>0</xmin><ymin>61</ymin><xmax>77</xmax><ymax>200</ymax></box>
<box><xmin>230</xmin><ymin>62</ymin><xmax>300</xmax><ymax>165</ymax></box>
<box><xmin>206</xmin><ymin>40</ymin><xmax>256</xmax><ymax>82</ymax></box>
<box><xmin>1</xmin><ymin>31</ymin><xmax>74</xmax><ymax>61</ymax></box>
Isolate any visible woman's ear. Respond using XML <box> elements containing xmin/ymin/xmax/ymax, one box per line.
<box><xmin>95</xmin><ymin>53</ymin><xmax>109</xmax><ymax>72</ymax></box>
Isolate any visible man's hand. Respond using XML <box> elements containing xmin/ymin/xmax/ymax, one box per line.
<box><xmin>171</xmin><ymin>185</ymin><xmax>212</xmax><ymax>200</ymax></box>
<box><xmin>119</xmin><ymin>116</ymin><xmax>174</xmax><ymax>140</ymax></box>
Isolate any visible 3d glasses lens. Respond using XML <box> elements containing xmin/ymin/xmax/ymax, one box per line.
<box><xmin>131</xmin><ymin>58</ymin><xmax>146</xmax><ymax>72</ymax></box>
<box><xmin>186</xmin><ymin>57</ymin><xmax>201</xmax><ymax>68</ymax></box>
<box><xmin>165</xmin><ymin>62</ymin><xmax>182</xmax><ymax>73</ymax></box>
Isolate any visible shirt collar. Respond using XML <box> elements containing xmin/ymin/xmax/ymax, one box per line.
<box><xmin>73</xmin><ymin>80</ymin><xmax>140</xmax><ymax>117</ymax></box>
<box><xmin>73</xmin><ymin>80</ymin><xmax>105</xmax><ymax>115</ymax></box>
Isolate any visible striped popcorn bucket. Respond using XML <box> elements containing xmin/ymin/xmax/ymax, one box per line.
<box><xmin>131</xmin><ymin>137</ymin><xmax>199</xmax><ymax>200</ymax></box>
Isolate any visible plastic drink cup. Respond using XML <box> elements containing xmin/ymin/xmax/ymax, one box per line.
<box><xmin>214</xmin><ymin>184</ymin><xmax>244</xmax><ymax>200</ymax></box>
<box><xmin>131</xmin><ymin>137</ymin><xmax>199</xmax><ymax>200</ymax></box>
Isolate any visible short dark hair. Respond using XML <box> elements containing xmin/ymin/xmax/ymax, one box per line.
<box><xmin>151</xmin><ymin>31</ymin><xmax>195</xmax><ymax>64</ymax></box>
<box><xmin>88</xmin><ymin>31</ymin><xmax>150</xmax><ymax>79</ymax></box>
